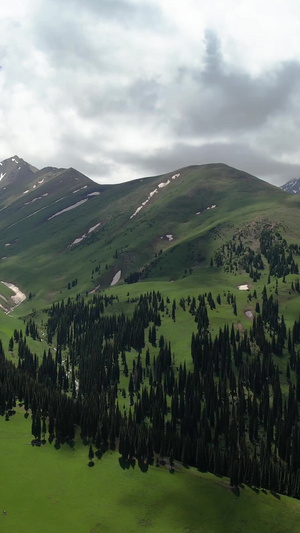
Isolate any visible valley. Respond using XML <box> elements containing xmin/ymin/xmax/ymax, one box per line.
<box><xmin>1</xmin><ymin>156</ymin><xmax>300</xmax><ymax>531</ymax></box>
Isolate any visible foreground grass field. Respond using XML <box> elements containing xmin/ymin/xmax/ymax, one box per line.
<box><xmin>1</xmin><ymin>410</ymin><xmax>300</xmax><ymax>533</ymax></box>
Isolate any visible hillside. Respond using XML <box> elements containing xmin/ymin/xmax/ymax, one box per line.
<box><xmin>1</xmin><ymin>159</ymin><xmax>300</xmax><ymax>310</ymax></box>
<box><xmin>2</xmin><ymin>157</ymin><xmax>300</xmax><ymax>531</ymax></box>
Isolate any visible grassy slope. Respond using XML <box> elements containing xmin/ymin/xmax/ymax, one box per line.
<box><xmin>2</xmin><ymin>163</ymin><xmax>300</xmax><ymax>311</ymax></box>
<box><xmin>1</xmin><ymin>164</ymin><xmax>300</xmax><ymax>531</ymax></box>
<box><xmin>1</xmin><ymin>410</ymin><xmax>300</xmax><ymax>533</ymax></box>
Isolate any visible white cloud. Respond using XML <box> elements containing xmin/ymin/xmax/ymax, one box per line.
<box><xmin>1</xmin><ymin>0</ymin><xmax>300</xmax><ymax>185</ymax></box>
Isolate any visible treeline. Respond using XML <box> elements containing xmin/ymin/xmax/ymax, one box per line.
<box><xmin>2</xmin><ymin>288</ymin><xmax>300</xmax><ymax>498</ymax></box>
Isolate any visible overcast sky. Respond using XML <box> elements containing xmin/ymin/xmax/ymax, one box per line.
<box><xmin>1</xmin><ymin>0</ymin><xmax>300</xmax><ymax>185</ymax></box>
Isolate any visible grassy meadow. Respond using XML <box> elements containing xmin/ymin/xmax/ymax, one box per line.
<box><xmin>1</xmin><ymin>410</ymin><xmax>300</xmax><ymax>533</ymax></box>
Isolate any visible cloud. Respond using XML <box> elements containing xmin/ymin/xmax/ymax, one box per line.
<box><xmin>104</xmin><ymin>141</ymin><xmax>300</xmax><ymax>185</ymax></box>
<box><xmin>174</xmin><ymin>31</ymin><xmax>300</xmax><ymax>136</ymax></box>
<box><xmin>1</xmin><ymin>1</ymin><xmax>300</xmax><ymax>186</ymax></box>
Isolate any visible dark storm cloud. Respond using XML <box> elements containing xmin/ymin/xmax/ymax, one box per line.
<box><xmin>174</xmin><ymin>30</ymin><xmax>300</xmax><ymax>136</ymax></box>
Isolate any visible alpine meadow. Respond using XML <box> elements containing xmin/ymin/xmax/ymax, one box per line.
<box><xmin>2</xmin><ymin>155</ymin><xmax>300</xmax><ymax>532</ymax></box>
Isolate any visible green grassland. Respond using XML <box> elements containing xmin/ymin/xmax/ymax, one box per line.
<box><xmin>1</xmin><ymin>410</ymin><xmax>300</xmax><ymax>533</ymax></box>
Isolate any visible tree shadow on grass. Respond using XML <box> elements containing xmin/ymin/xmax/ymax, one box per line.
<box><xmin>270</xmin><ymin>491</ymin><xmax>280</xmax><ymax>500</ymax></box>
<box><xmin>88</xmin><ymin>461</ymin><xmax>95</xmax><ymax>467</ymax></box>
<box><xmin>118</xmin><ymin>457</ymin><xmax>130</xmax><ymax>470</ymax></box>
<box><xmin>138</xmin><ymin>459</ymin><xmax>149</xmax><ymax>473</ymax></box>
<box><xmin>118</xmin><ymin>457</ymin><xmax>136</xmax><ymax>470</ymax></box>
<box><xmin>231</xmin><ymin>486</ymin><xmax>240</xmax><ymax>497</ymax></box>
<box><xmin>249</xmin><ymin>486</ymin><xmax>260</xmax><ymax>494</ymax></box>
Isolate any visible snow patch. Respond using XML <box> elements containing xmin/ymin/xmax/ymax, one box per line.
<box><xmin>130</xmin><ymin>173</ymin><xmax>181</xmax><ymax>219</ymax></box>
<box><xmin>111</xmin><ymin>270</ymin><xmax>121</xmax><ymax>286</ymax></box>
<box><xmin>69</xmin><ymin>222</ymin><xmax>101</xmax><ymax>247</ymax></box>
<box><xmin>48</xmin><ymin>199</ymin><xmax>87</xmax><ymax>220</ymax></box>
<box><xmin>12</xmin><ymin>158</ymin><xmax>18</xmax><ymax>163</ymax></box>
<box><xmin>89</xmin><ymin>284</ymin><xmax>101</xmax><ymax>294</ymax></box>
<box><xmin>245</xmin><ymin>310</ymin><xmax>253</xmax><ymax>319</ymax></box>
<box><xmin>5</xmin><ymin>243</ymin><xmax>11</xmax><ymax>247</ymax></box>
<box><xmin>0</xmin><ymin>172</ymin><xmax>6</xmax><ymax>181</ymax></box>
<box><xmin>38</xmin><ymin>178</ymin><xmax>44</xmax><ymax>184</ymax></box>
<box><xmin>158</xmin><ymin>180</ymin><xmax>170</xmax><ymax>188</ymax></box>
<box><xmin>166</xmin><ymin>234</ymin><xmax>173</xmax><ymax>241</ymax></box>
<box><xmin>70</xmin><ymin>236</ymin><xmax>86</xmax><ymax>246</ymax></box>
<box><xmin>1</xmin><ymin>281</ymin><xmax>26</xmax><ymax>310</ymax></box>
<box><xmin>23</xmin><ymin>190</ymin><xmax>29</xmax><ymax>194</ymax></box>
<box><xmin>73</xmin><ymin>185</ymin><xmax>87</xmax><ymax>193</ymax></box>
<box><xmin>87</xmin><ymin>192</ymin><xmax>101</xmax><ymax>197</ymax></box>
<box><xmin>130</xmin><ymin>206</ymin><xmax>144</xmax><ymax>219</ymax></box>
<box><xmin>88</xmin><ymin>222</ymin><xmax>101</xmax><ymax>234</ymax></box>
<box><xmin>238</xmin><ymin>284</ymin><xmax>249</xmax><ymax>291</ymax></box>
<box><xmin>196</xmin><ymin>204</ymin><xmax>217</xmax><ymax>215</ymax></box>
<box><xmin>24</xmin><ymin>193</ymin><xmax>48</xmax><ymax>206</ymax></box>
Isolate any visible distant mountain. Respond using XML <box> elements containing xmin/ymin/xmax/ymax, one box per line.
<box><xmin>280</xmin><ymin>178</ymin><xmax>300</xmax><ymax>194</ymax></box>
<box><xmin>0</xmin><ymin>155</ymin><xmax>38</xmax><ymax>188</ymax></box>
<box><xmin>0</xmin><ymin>155</ymin><xmax>105</xmax><ymax>209</ymax></box>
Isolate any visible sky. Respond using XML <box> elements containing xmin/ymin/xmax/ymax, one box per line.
<box><xmin>1</xmin><ymin>0</ymin><xmax>300</xmax><ymax>185</ymax></box>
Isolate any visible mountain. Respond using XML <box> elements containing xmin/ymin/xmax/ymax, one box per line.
<box><xmin>2</xmin><ymin>156</ymin><xmax>300</xmax><ymax>531</ymax></box>
<box><xmin>280</xmin><ymin>177</ymin><xmax>300</xmax><ymax>194</ymax></box>
<box><xmin>0</xmin><ymin>155</ymin><xmax>38</xmax><ymax>190</ymax></box>
<box><xmin>1</xmin><ymin>157</ymin><xmax>300</xmax><ymax>309</ymax></box>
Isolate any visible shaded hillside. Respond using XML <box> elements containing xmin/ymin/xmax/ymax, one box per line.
<box><xmin>1</xmin><ymin>160</ymin><xmax>300</xmax><ymax>308</ymax></box>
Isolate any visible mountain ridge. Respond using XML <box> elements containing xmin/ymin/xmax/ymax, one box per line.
<box><xmin>1</xmin><ymin>156</ymin><xmax>298</xmax><ymax>310</ymax></box>
<box><xmin>280</xmin><ymin>177</ymin><xmax>300</xmax><ymax>194</ymax></box>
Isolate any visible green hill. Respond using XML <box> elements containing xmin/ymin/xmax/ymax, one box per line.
<box><xmin>1</xmin><ymin>161</ymin><xmax>300</xmax><ymax>310</ymax></box>
<box><xmin>1</xmin><ymin>158</ymin><xmax>300</xmax><ymax>532</ymax></box>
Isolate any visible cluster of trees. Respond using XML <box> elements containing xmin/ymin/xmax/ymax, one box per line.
<box><xmin>260</xmin><ymin>229</ymin><xmax>299</xmax><ymax>279</ymax></box>
<box><xmin>124</xmin><ymin>271</ymin><xmax>141</xmax><ymax>284</ymax></box>
<box><xmin>212</xmin><ymin>227</ymin><xmax>300</xmax><ymax>285</ymax></box>
<box><xmin>213</xmin><ymin>239</ymin><xmax>264</xmax><ymax>281</ymax></box>
<box><xmin>3</xmin><ymin>285</ymin><xmax>300</xmax><ymax>497</ymax></box>
<box><xmin>67</xmin><ymin>279</ymin><xmax>78</xmax><ymax>290</ymax></box>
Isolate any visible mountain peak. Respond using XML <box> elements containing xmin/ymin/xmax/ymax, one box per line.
<box><xmin>280</xmin><ymin>178</ymin><xmax>300</xmax><ymax>194</ymax></box>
